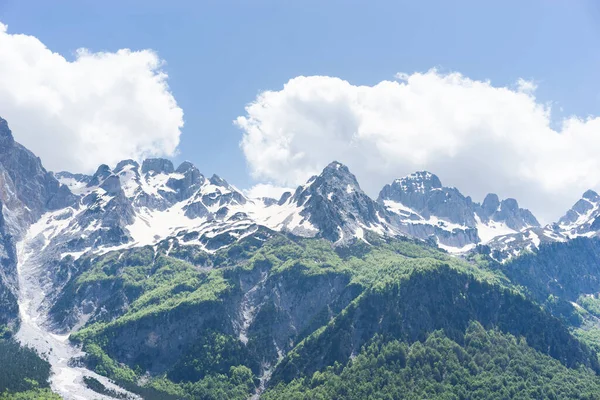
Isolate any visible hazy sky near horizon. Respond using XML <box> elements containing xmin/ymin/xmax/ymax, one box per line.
<box><xmin>2</xmin><ymin>1</ymin><xmax>600</xmax><ymax>223</ymax></box>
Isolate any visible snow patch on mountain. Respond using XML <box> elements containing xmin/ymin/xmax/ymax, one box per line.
<box><xmin>474</xmin><ymin>214</ymin><xmax>517</xmax><ymax>244</ymax></box>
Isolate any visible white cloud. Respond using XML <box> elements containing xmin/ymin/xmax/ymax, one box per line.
<box><xmin>244</xmin><ymin>183</ymin><xmax>292</xmax><ymax>200</ymax></box>
<box><xmin>236</xmin><ymin>70</ymin><xmax>600</xmax><ymax>223</ymax></box>
<box><xmin>0</xmin><ymin>22</ymin><xmax>183</xmax><ymax>173</ymax></box>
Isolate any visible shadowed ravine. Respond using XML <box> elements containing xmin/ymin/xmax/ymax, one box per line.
<box><xmin>15</xmin><ymin>226</ymin><xmax>140</xmax><ymax>400</ymax></box>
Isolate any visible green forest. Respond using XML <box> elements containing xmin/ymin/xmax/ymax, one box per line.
<box><xmin>265</xmin><ymin>322</ymin><xmax>600</xmax><ymax>400</ymax></box>
<box><xmin>0</xmin><ymin>338</ymin><xmax>59</xmax><ymax>399</ymax></box>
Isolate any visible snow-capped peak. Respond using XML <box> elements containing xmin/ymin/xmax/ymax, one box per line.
<box><xmin>392</xmin><ymin>171</ymin><xmax>442</xmax><ymax>193</ymax></box>
<box><xmin>378</xmin><ymin>173</ymin><xmax>539</xmax><ymax>252</ymax></box>
<box><xmin>483</xmin><ymin>190</ymin><xmax>600</xmax><ymax>262</ymax></box>
<box><xmin>558</xmin><ymin>190</ymin><xmax>600</xmax><ymax>235</ymax></box>
<box><xmin>281</xmin><ymin>161</ymin><xmax>394</xmax><ymax>243</ymax></box>
<box><xmin>38</xmin><ymin>157</ymin><xmax>600</xmax><ymax>263</ymax></box>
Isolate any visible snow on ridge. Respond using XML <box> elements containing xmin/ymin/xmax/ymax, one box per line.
<box><xmin>474</xmin><ymin>214</ymin><xmax>517</xmax><ymax>244</ymax></box>
<box><xmin>437</xmin><ymin>241</ymin><xmax>475</xmax><ymax>254</ymax></box>
<box><xmin>383</xmin><ymin>200</ymin><xmax>416</xmax><ymax>216</ymax></box>
<box><xmin>56</xmin><ymin>176</ymin><xmax>90</xmax><ymax>196</ymax></box>
<box><xmin>50</xmin><ymin>161</ymin><xmax>600</xmax><ymax>261</ymax></box>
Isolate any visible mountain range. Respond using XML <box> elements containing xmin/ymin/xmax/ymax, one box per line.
<box><xmin>3</xmin><ymin>116</ymin><xmax>600</xmax><ymax>399</ymax></box>
<box><xmin>16</xmin><ymin>123</ymin><xmax>598</xmax><ymax>266</ymax></box>
<box><xmin>26</xmin><ymin>135</ymin><xmax>599</xmax><ymax>265</ymax></box>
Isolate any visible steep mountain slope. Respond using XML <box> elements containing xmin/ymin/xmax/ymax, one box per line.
<box><xmin>378</xmin><ymin>171</ymin><xmax>539</xmax><ymax>251</ymax></box>
<box><xmin>0</xmin><ymin>118</ymin><xmax>75</xmax><ymax>230</ymax></box>
<box><xmin>558</xmin><ymin>190</ymin><xmax>600</xmax><ymax>236</ymax></box>
<box><xmin>264</xmin><ymin>323</ymin><xmax>600</xmax><ymax>400</ymax></box>
<box><xmin>38</xmin><ymin>159</ymin><xmax>398</xmax><ymax>265</ymax></box>
<box><xmin>0</xmin><ymin>118</ymin><xmax>140</xmax><ymax>399</ymax></box>
<box><xmin>38</xmin><ymin>160</ymin><xmax>547</xmax><ymax>262</ymax></box>
<box><xmin>484</xmin><ymin>190</ymin><xmax>600</xmax><ymax>261</ymax></box>
<box><xmin>0</xmin><ymin>205</ymin><xmax>17</xmax><ymax>331</ymax></box>
<box><xmin>0</xmin><ymin>117</ymin><xmax>76</xmax><ymax>331</ymax></box>
<box><xmin>274</xmin><ymin>161</ymin><xmax>396</xmax><ymax>242</ymax></box>
<box><xmin>270</xmin><ymin>265</ymin><xmax>598</xmax><ymax>384</ymax></box>
<box><xmin>470</xmin><ymin>236</ymin><xmax>600</xmax><ymax>360</ymax></box>
<box><xmin>43</xmin><ymin>235</ymin><xmax>600</xmax><ymax>399</ymax></box>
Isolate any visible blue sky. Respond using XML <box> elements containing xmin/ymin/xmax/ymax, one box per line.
<box><xmin>2</xmin><ymin>1</ymin><xmax>600</xmax><ymax>220</ymax></box>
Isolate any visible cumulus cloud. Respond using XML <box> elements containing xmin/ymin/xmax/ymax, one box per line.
<box><xmin>236</xmin><ymin>70</ymin><xmax>600</xmax><ymax>223</ymax></box>
<box><xmin>0</xmin><ymin>22</ymin><xmax>183</xmax><ymax>173</ymax></box>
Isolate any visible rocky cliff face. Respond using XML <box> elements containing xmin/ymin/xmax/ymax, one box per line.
<box><xmin>558</xmin><ymin>190</ymin><xmax>600</xmax><ymax>235</ymax></box>
<box><xmin>379</xmin><ymin>171</ymin><xmax>477</xmax><ymax>226</ymax></box>
<box><xmin>377</xmin><ymin>171</ymin><xmax>539</xmax><ymax>250</ymax></box>
<box><xmin>48</xmin><ymin>239</ymin><xmax>362</xmax><ymax>381</ymax></box>
<box><xmin>484</xmin><ymin>190</ymin><xmax>600</xmax><ymax>261</ymax></box>
<box><xmin>0</xmin><ymin>118</ymin><xmax>76</xmax><ymax>331</ymax></box>
<box><xmin>286</xmin><ymin>161</ymin><xmax>395</xmax><ymax>242</ymax></box>
<box><xmin>0</xmin><ymin>200</ymin><xmax>18</xmax><ymax>330</ymax></box>
<box><xmin>0</xmin><ymin>118</ymin><xmax>76</xmax><ymax>234</ymax></box>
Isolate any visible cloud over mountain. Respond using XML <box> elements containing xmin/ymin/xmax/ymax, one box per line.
<box><xmin>0</xmin><ymin>22</ymin><xmax>183</xmax><ymax>174</ymax></box>
<box><xmin>236</xmin><ymin>70</ymin><xmax>600</xmax><ymax>222</ymax></box>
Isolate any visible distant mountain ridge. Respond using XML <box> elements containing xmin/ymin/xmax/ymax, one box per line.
<box><xmin>1</xmin><ymin>115</ymin><xmax>599</xmax><ymax>267</ymax></box>
<box><xmin>45</xmin><ymin>158</ymin><xmax>539</xmax><ymax>260</ymax></box>
<box><xmin>377</xmin><ymin>171</ymin><xmax>539</xmax><ymax>252</ymax></box>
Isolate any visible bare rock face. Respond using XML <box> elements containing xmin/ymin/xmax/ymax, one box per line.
<box><xmin>0</xmin><ymin>117</ymin><xmax>77</xmax><ymax>331</ymax></box>
<box><xmin>289</xmin><ymin>161</ymin><xmax>393</xmax><ymax>242</ymax></box>
<box><xmin>142</xmin><ymin>158</ymin><xmax>175</xmax><ymax>175</ymax></box>
<box><xmin>479</xmin><ymin>194</ymin><xmax>539</xmax><ymax>231</ymax></box>
<box><xmin>377</xmin><ymin>171</ymin><xmax>539</xmax><ymax>249</ymax></box>
<box><xmin>0</xmin><ymin>199</ymin><xmax>18</xmax><ymax>330</ymax></box>
<box><xmin>0</xmin><ymin>117</ymin><xmax>76</xmax><ymax>232</ymax></box>
<box><xmin>558</xmin><ymin>190</ymin><xmax>600</xmax><ymax>235</ymax></box>
<box><xmin>485</xmin><ymin>189</ymin><xmax>600</xmax><ymax>262</ymax></box>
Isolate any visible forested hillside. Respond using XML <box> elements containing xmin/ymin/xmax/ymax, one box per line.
<box><xmin>34</xmin><ymin>233</ymin><xmax>600</xmax><ymax>399</ymax></box>
<box><xmin>265</xmin><ymin>322</ymin><xmax>600</xmax><ymax>400</ymax></box>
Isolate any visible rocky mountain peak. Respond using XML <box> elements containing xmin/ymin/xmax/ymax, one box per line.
<box><xmin>481</xmin><ymin>193</ymin><xmax>500</xmax><ymax>217</ymax></box>
<box><xmin>305</xmin><ymin>161</ymin><xmax>361</xmax><ymax>194</ymax></box>
<box><xmin>99</xmin><ymin>175</ymin><xmax>124</xmax><ymax>196</ymax></box>
<box><xmin>175</xmin><ymin>161</ymin><xmax>196</xmax><ymax>174</ymax></box>
<box><xmin>286</xmin><ymin>162</ymin><xmax>390</xmax><ymax>242</ymax></box>
<box><xmin>501</xmin><ymin>198</ymin><xmax>519</xmax><ymax>211</ymax></box>
<box><xmin>583</xmin><ymin>189</ymin><xmax>600</xmax><ymax>202</ymax></box>
<box><xmin>209</xmin><ymin>174</ymin><xmax>229</xmax><ymax>187</ymax></box>
<box><xmin>0</xmin><ymin>117</ymin><xmax>15</xmax><ymax>151</ymax></box>
<box><xmin>378</xmin><ymin>170</ymin><xmax>541</xmax><ymax>249</ymax></box>
<box><xmin>394</xmin><ymin>171</ymin><xmax>442</xmax><ymax>193</ymax></box>
<box><xmin>114</xmin><ymin>159</ymin><xmax>140</xmax><ymax>173</ymax></box>
<box><xmin>55</xmin><ymin>171</ymin><xmax>92</xmax><ymax>186</ymax></box>
<box><xmin>491</xmin><ymin>198</ymin><xmax>539</xmax><ymax>230</ymax></box>
<box><xmin>476</xmin><ymin>193</ymin><xmax>539</xmax><ymax>230</ymax></box>
<box><xmin>141</xmin><ymin>158</ymin><xmax>174</xmax><ymax>175</ymax></box>
<box><xmin>0</xmin><ymin>118</ymin><xmax>76</xmax><ymax>237</ymax></box>
<box><xmin>88</xmin><ymin>164</ymin><xmax>112</xmax><ymax>187</ymax></box>
<box><xmin>167</xmin><ymin>162</ymin><xmax>204</xmax><ymax>200</ymax></box>
<box><xmin>314</xmin><ymin>161</ymin><xmax>361</xmax><ymax>190</ymax></box>
<box><xmin>378</xmin><ymin>171</ymin><xmax>477</xmax><ymax>226</ymax></box>
<box><xmin>558</xmin><ymin>190</ymin><xmax>600</xmax><ymax>229</ymax></box>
